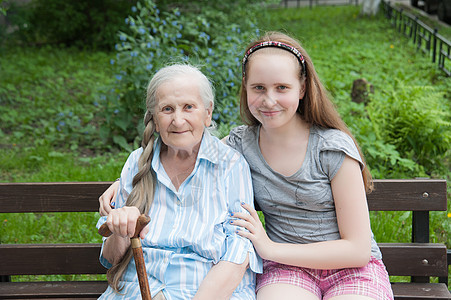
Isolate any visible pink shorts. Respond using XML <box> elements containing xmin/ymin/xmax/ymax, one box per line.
<box><xmin>256</xmin><ymin>257</ymin><xmax>393</xmax><ymax>300</ymax></box>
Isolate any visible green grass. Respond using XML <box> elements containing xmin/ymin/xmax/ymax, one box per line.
<box><xmin>0</xmin><ymin>46</ymin><xmax>116</xmax><ymax>152</ymax></box>
<box><xmin>0</xmin><ymin>4</ymin><xmax>450</xmax><ymax>285</ymax></box>
<box><xmin>0</xmin><ymin>144</ymin><xmax>128</xmax><ymax>183</ymax></box>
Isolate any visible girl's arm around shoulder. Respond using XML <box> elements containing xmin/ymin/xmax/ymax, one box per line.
<box><xmin>220</xmin><ymin>135</ymin><xmax>228</xmax><ymax>144</ymax></box>
<box><xmin>98</xmin><ymin>148</ymin><xmax>144</xmax><ymax>216</ymax></box>
<box><xmin>99</xmin><ymin>180</ymin><xmax>119</xmax><ymax>216</ymax></box>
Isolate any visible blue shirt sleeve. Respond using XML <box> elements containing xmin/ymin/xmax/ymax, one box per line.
<box><xmin>95</xmin><ymin>149</ymin><xmax>142</xmax><ymax>269</ymax></box>
<box><xmin>96</xmin><ymin>216</ymin><xmax>113</xmax><ymax>269</ymax></box>
<box><xmin>221</xmin><ymin>154</ymin><xmax>263</xmax><ymax>273</ymax></box>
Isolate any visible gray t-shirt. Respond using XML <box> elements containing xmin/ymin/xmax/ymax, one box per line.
<box><xmin>227</xmin><ymin>125</ymin><xmax>382</xmax><ymax>259</ymax></box>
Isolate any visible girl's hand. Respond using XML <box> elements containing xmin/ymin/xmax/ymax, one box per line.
<box><xmin>232</xmin><ymin>203</ymin><xmax>274</xmax><ymax>260</ymax></box>
<box><xmin>99</xmin><ymin>180</ymin><xmax>120</xmax><ymax>216</ymax></box>
<box><xmin>105</xmin><ymin>206</ymin><xmax>149</xmax><ymax>239</ymax></box>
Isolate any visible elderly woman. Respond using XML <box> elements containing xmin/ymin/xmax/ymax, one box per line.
<box><xmin>97</xmin><ymin>64</ymin><xmax>261</xmax><ymax>299</ymax></box>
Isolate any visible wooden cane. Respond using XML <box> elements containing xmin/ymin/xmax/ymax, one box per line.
<box><xmin>98</xmin><ymin>214</ymin><xmax>152</xmax><ymax>300</ymax></box>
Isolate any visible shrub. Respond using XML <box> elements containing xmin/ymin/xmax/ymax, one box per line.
<box><xmin>2</xmin><ymin>0</ymin><xmax>137</xmax><ymax>49</ymax></box>
<box><xmin>343</xmin><ymin>80</ymin><xmax>451</xmax><ymax>178</ymax></box>
<box><xmin>366</xmin><ymin>82</ymin><xmax>451</xmax><ymax>176</ymax></box>
<box><xmin>98</xmin><ymin>0</ymin><xmax>267</xmax><ymax>150</ymax></box>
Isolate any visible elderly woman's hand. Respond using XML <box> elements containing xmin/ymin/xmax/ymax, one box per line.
<box><xmin>105</xmin><ymin>206</ymin><xmax>149</xmax><ymax>239</ymax></box>
<box><xmin>102</xmin><ymin>206</ymin><xmax>149</xmax><ymax>265</ymax></box>
<box><xmin>99</xmin><ymin>180</ymin><xmax>119</xmax><ymax>216</ymax></box>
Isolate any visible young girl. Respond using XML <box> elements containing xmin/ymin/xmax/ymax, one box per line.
<box><xmin>226</xmin><ymin>32</ymin><xmax>393</xmax><ymax>299</ymax></box>
<box><xmin>99</xmin><ymin>32</ymin><xmax>393</xmax><ymax>299</ymax></box>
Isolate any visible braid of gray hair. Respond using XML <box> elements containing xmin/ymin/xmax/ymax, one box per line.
<box><xmin>128</xmin><ymin>110</ymin><xmax>156</xmax><ymax>214</ymax></box>
<box><xmin>107</xmin><ymin>111</ymin><xmax>156</xmax><ymax>292</ymax></box>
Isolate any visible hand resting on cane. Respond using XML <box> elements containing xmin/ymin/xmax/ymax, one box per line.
<box><xmin>102</xmin><ymin>206</ymin><xmax>149</xmax><ymax>265</ymax></box>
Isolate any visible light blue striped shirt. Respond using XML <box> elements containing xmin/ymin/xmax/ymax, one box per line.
<box><xmin>97</xmin><ymin>131</ymin><xmax>262</xmax><ymax>300</ymax></box>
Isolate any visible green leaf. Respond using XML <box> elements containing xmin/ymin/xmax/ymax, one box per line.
<box><xmin>113</xmin><ymin>135</ymin><xmax>132</xmax><ymax>152</ymax></box>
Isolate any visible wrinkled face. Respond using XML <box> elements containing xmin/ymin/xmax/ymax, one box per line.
<box><xmin>246</xmin><ymin>50</ymin><xmax>305</xmax><ymax>130</ymax></box>
<box><xmin>154</xmin><ymin>75</ymin><xmax>212</xmax><ymax>153</ymax></box>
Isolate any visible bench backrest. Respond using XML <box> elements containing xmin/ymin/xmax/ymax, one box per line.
<box><xmin>0</xmin><ymin>179</ymin><xmax>448</xmax><ymax>281</ymax></box>
<box><xmin>0</xmin><ymin>182</ymin><xmax>111</xmax><ymax>277</ymax></box>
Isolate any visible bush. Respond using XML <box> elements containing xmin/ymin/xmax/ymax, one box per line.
<box><xmin>350</xmin><ymin>116</ymin><xmax>425</xmax><ymax>179</ymax></box>
<box><xmin>2</xmin><ymin>0</ymin><xmax>137</xmax><ymax>49</ymax></box>
<box><xmin>366</xmin><ymin>82</ymin><xmax>451</xmax><ymax>176</ymax></box>
<box><xmin>98</xmin><ymin>0</ymin><xmax>268</xmax><ymax>150</ymax></box>
<box><xmin>342</xmin><ymin>80</ymin><xmax>450</xmax><ymax>178</ymax></box>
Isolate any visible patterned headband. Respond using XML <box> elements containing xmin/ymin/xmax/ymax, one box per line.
<box><xmin>242</xmin><ymin>41</ymin><xmax>307</xmax><ymax>77</ymax></box>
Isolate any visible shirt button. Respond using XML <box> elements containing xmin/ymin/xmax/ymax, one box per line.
<box><xmin>176</xmin><ymin>200</ymin><xmax>181</xmax><ymax>206</ymax></box>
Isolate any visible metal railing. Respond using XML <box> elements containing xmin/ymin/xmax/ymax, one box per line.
<box><xmin>280</xmin><ymin>0</ymin><xmax>358</xmax><ymax>8</ymax></box>
<box><xmin>382</xmin><ymin>0</ymin><xmax>450</xmax><ymax>76</ymax></box>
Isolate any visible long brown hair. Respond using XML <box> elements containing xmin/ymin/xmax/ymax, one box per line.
<box><xmin>240</xmin><ymin>31</ymin><xmax>373</xmax><ymax>192</ymax></box>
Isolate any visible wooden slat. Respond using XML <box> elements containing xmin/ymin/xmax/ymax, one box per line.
<box><xmin>391</xmin><ymin>282</ymin><xmax>451</xmax><ymax>299</ymax></box>
<box><xmin>0</xmin><ymin>244</ymin><xmax>106</xmax><ymax>275</ymax></box>
<box><xmin>3</xmin><ymin>243</ymin><xmax>446</xmax><ymax>277</ymax></box>
<box><xmin>0</xmin><ymin>282</ymin><xmax>449</xmax><ymax>300</ymax></box>
<box><xmin>0</xmin><ymin>182</ymin><xmax>113</xmax><ymax>213</ymax></box>
<box><xmin>367</xmin><ymin>179</ymin><xmax>447</xmax><ymax>211</ymax></box>
<box><xmin>0</xmin><ymin>281</ymin><xmax>107</xmax><ymax>299</ymax></box>
<box><xmin>379</xmin><ymin>243</ymin><xmax>448</xmax><ymax>277</ymax></box>
<box><xmin>0</xmin><ymin>179</ymin><xmax>446</xmax><ymax>213</ymax></box>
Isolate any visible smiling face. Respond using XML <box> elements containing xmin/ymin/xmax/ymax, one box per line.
<box><xmin>154</xmin><ymin>75</ymin><xmax>212</xmax><ymax>154</ymax></box>
<box><xmin>245</xmin><ymin>49</ymin><xmax>305</xmax><ymax>130</ymax></box>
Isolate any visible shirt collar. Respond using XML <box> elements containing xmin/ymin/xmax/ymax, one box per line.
<box><xmin>197</xmin><ymin>130</ymin><xmax>220</xmax><ymax>165</ymax></box>
<box><xmin>151</xmin><ymin>129</ymin><xmax>219</xmax><ymax>172</ymax></box>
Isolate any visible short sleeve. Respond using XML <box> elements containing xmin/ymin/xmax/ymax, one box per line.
<box><xmin>319</xmin><ymin>130</ymin><xmax>364</xmax><ymax>181</ymax></box>
<box><xmin>221</xmin><ymin>154</ymin><xmax>263</xmax><ymax>273</ymax></box>
<box><xmin>226</xmin><ymin>125</ymin><xmax>247</xmax><ymax>154</ymax></box>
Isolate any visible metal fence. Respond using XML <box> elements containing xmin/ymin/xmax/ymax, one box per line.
<box><xmin>280</xmin><ymin>0</ymin><xmax>358</xmax><ymax>8</ymax></box>
<box><xmin>381</xmin><ymin>0</ymin><xmax>450</xmax><ymax>76</ymax></box>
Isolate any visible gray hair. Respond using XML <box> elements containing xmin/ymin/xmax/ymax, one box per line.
<box><xmin>146</xmin><ymin>64</ymin><xmax>215</xmax><ymax>115</ymax></box>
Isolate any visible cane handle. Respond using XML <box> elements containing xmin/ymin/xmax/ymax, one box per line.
<box><xmin>132</xmin><ymin>214</ymin><xmax>151</xmax><ymax>238</ymax></box>
<box><xmin>98</xmin><ymin>214</ymin><xmax>151</xmax><ymax>238</ymax></box>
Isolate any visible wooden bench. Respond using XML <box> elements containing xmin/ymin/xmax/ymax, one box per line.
<box><xmin>0</xmin><ymin>179</ymin><xmax>450</xmax><ymax>299</ymax></box>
